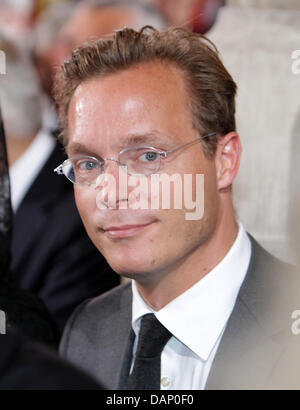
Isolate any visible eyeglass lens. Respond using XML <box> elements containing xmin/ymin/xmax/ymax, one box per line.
<box><xmin>63</xmin><ymin>147</ymin><xmax>161</xmax><ymax>184</ymax></box>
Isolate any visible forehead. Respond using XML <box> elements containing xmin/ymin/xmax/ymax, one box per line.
<box><xmin>67</xmin><ymin>61</ymin><xmax>195</xmax><ymax>152</ymax></box>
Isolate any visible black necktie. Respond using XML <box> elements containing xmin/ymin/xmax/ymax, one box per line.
<box><xmin>125</xmin><ymin>313</ymin><xmax>172</xmax><ymax>390</ymax></box>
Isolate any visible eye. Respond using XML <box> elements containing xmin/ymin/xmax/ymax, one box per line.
<box><xmin>139</xmin><ymin>151</ymin><xmax>158</xmax><ymax>162</ymax></box>
<box><xmin>76</xmin><ymin>159</ymin><xmax>100</xmax><ymax>171</ymax></box>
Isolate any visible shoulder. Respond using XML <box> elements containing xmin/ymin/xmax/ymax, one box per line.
<box><xmin>248</xmin><ymin>234</ymin><xmax>298</xmax><ymax>279</ymax></box>
<box><xmin>60</xmin><ymin>282</ymin><xmax>132</xmax><ymax>355</ymax></box>
<box><xmin>241</xmin><ymin>234</ymin><xmax>300</xmax><ymax>334</ymax></box>
<box><xmin>75</xmin><ymin>280</ymin><xmax>132</xmax><ymax>319</ymax></box>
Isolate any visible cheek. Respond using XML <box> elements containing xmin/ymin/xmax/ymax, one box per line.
<box><xmin>74</xmin><ymin>186</ymin><xmax>96</xmax><ymax>227</ymax></box>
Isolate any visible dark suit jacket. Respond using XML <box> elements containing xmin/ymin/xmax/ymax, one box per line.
<box><xmin>0</xmin><ymin>328</ymin><xmax>102</xmax><ymax>390</ymax></box>
<box><xmin>60</xmin><ymin>236</ymin><xmax>300</xmax><ymax>389</ymax></box>
<box><xmin>11</xmin><ymin>140</ymin><xmax>119</xmax><ymax>332</ymax></box>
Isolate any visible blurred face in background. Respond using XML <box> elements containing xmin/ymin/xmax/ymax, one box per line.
<box><xmin>35</xmin><ymin>5</ymin><xmax>136</xmax><ymax>100</ymax></box>
<box><xmin>0</xmin><ymin>0</ymin><xmax>33</xmax><ymax>38</ymax></box>
<box><xmin>152</xmin><ymin>0</ymin><xmax>224</xmax><ymax>33</ymax></box>
<box><xmin>0</xmin><ymin>37</ymin><xmax>42</xmax><ymax>140</ymax></box>
<box><xmin>153</xmin><ymin>0</ymin><xmax>201</xmax><ymax>26</ymax></box>
<box><xmin>52</xmin><ymin>6</ymin><xmax>135</xmax><ymax>68</ymax></box>
<box><xmin>0</xmin><ymin>34</ymin><xmax>42</xmax><ymax>164</ymax></box>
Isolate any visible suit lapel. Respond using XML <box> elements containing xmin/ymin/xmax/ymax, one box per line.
<box><xmin>205</xmin><ymin>297</ymin><xmax>283</xmax><ymax>389</ymax></box>
<box><xmin>117</xmin><ymin>328</ymin><xmax>135</xmax><ymax>389</ymax></box>
<box><xmin>96</xmin><ymin>283</ymin><xmax>133</xmax><ymax>389</ymax></box>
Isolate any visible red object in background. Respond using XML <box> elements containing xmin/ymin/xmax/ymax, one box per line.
<box><xmin>191</xmin><ymin>0</ymin><xmax>225</xmax><ymax>34</ymax></box>
<box><xmin>30</xmin><ymin>0</ymin><xmax>40</xmax><ymax>24</ymax></box>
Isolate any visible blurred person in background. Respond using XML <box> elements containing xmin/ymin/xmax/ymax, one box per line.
<box><xmin>0</xmin><ymin>32</ymin><xmax>119</xmax><ymax>333</ymax></box>
<box><xmin>150</xmin><ymin>0</ymin><xmax>224</xmax><ymax>33</ymax></box>
<box><xmin>0</xmin><ymin>101</ymin><xmax>59</xmax><ymax>348</ymax></box>
<box><xmin>33</xmin><ymin>1</ymin><xmax>75</xmax><ymax>131</ymax></box>
<box><xmin>0</xmin><ymin>0</ymin><xmax>34</xmax><ymax>39</ymax></box>
<box><xmin>208</xmin><ymin>0</ymin><xmax>300</xmax><ymax>264</ymax></box>
<box><xmin>33</xmin><ymin>0</ymin><xmax>165</xmax><ymax>131</ymax></box>
<box><xmin>0</xmin><ymin>327</ymin><xmax>102</xmax><ymax>389</ymax></box>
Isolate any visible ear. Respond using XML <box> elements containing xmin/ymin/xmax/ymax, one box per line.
<box><xmin>215</xmin><ymin>132</ymin><xmax>242</xmax><ymax>192</ymax></box>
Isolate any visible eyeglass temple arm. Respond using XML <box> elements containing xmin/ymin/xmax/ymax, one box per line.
<box><xmin>162</xmin><ymin>132</ymin><xmax>216</xmax><ymax>157</ymax></box>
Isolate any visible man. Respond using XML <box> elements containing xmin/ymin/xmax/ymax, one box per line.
<box><xmin>0</xmin><ymin>33</ymin><xmax>119</xmax><ymax>332</ymax></box>
<box><xmin>55</xmin><ymin>27</ymin><xmax>300</xmax><ymax>389</ymax></box>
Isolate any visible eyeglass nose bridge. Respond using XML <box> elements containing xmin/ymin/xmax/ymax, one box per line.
<box><xmin>101</xmin><ymin>157</ymin><xmax>127</xmax><ymax>169</ymax></box>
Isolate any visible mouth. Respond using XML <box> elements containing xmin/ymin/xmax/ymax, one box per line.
<box><xmin>102</xmin><ymin>222</ymin><xmax>155</xmax><ymax>239</ymax></box>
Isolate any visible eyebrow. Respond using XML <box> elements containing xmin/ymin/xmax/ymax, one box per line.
<box><xmin>66</xmin><ymin>132</ymin><xmax>172</xmax><ymax>157</ymax></box>
<box><xmin>118</xmin><ymin>132</ymin><xmax>170</xmax><ymax>149</ymax></box>
<box><xmin>66</xmin><ymin>142</ymin><xmax>99</xmax><ymax>158</ymax></box>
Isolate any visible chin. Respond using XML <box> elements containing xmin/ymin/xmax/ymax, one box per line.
<box><xmin>105</xmin><ymin>253</ymin><xmax>155</xmax><ymax>278</ymax></box>
<box><xmin>109</xmin><ymin>261</ymin><xmax>148</xmax><ymax>277</ymax></box>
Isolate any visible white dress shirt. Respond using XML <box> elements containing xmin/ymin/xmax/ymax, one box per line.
<box><xmin>9</xmin><ymin>129</ymin><xmax>56</xmax><ymax>212</ymax></box>
<box><xmin>131</xmin><ymin>223</ymin><xmax>252</xmax><ymax>389</ymax></box>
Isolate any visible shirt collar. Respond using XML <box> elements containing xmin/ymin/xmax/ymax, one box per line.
<box><xmin>132</xmin><ymin>223</ymin><xmax>252</xmax><ymax>361</ymax></box>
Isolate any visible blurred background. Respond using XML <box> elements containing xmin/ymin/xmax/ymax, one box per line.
<box><xmin>0</xmin><ymin>0</ymin><xmax>300</xmax><ymax>331</ymax></box>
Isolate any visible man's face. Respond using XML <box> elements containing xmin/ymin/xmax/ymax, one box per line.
<box><xmin>67</xmin><ymin>61</ymin><xmax>220</xmax><ymax>282</ymax></box>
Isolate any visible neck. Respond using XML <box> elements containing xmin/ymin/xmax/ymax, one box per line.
<box><xmin>6</xmin><ymin>134</ymin><xmax>36</xmax><ymax>166</ymax></box>
<box><xmin>135</xmin><ymin>196</ymin><xmax>238</xmax><ymax>311</ymax></box>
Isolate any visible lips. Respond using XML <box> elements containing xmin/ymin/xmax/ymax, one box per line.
<box><xmin>103</xmin><ymin>222</ymin><xmax>155</xmax><ymax>239</ymax></box>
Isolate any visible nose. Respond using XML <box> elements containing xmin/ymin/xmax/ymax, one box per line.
<box><xmin>95</xmin><ymin>159</ymin><xmax>128</xmax><ymax>209</ymax></box>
